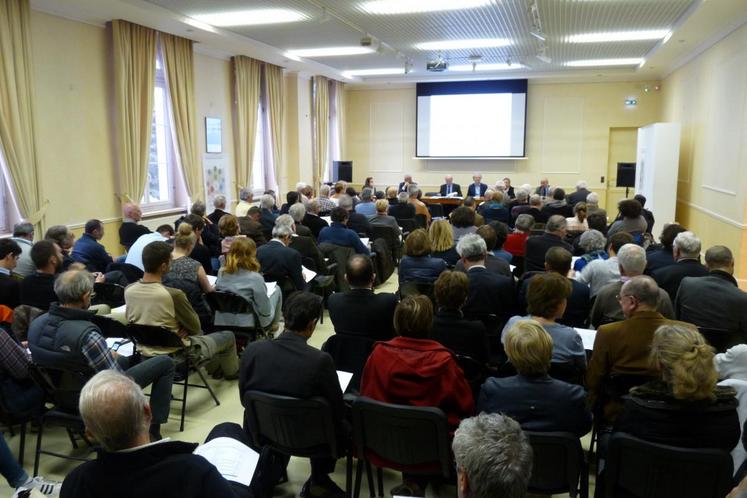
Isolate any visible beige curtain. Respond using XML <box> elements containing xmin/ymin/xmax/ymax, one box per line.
<box><xmin>264</xmin><ymin>63</ymin><xmax>283</xmax><ymax>192</ymax></box>
<box><xmin>161</xmin><ymin>32</ymin><xmax>202</xmax><ymax>202</ymax></box>
<box><xmin>312</xmin><ymin>75</ymin><xmax>329</xmax><ymax>190</ymax></box>
<box><xmin>0</xmin><ymin>0</ymin><xmax>46</xmax><ymax>228</ymax></box>
<box><xmin>112</xmin><ymin>19</ymin><xmax>157</xmax><ymax>204</ymax></box>
<box><xmin>334</xmin><ymin>80</ymin><xmax>345</xmax><ymax>160</ymax></box>
<box><xmin>232</xmin><ymin>56</ymin><xmax>262</xmax><ymax>190</ymax></box>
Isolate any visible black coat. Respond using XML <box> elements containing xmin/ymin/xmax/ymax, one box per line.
<box><xmin>0</xmin><ymin>273</ymin><xmax>20</xmax><ymax>309</ymax></box>
<box><xmin>431</xmin><ymin>310</ymin><xmax>489</xmax><ymax>364</ymax></box>
<box><xmin>256</xmin><ymin>241</ymin><xmax>304</xmax><ymax>290</ymax></box>
<box><xmin>327</xmin><ymin>289</ymin><xmax>398</xmax><ymax>341</ymax></box>
<box><xmin>651</xmin><ymin>259</ymin><xmax>709</xmax><ymax>303</ymax></box>
<box><xmin>462</xmin><ymin>267</ymin><xmax>516</xmax><ymax>328</ymax></box>
<box><xmin>388</xmin><ymin>203</ymin><xmax>416</xmax><ymax>221</ymax></box>
<box><xmin>439</xmin><ymin>183</ymin><xmax>462</xmax><ymax>196</ymax></box>
<box><xmin>207</xmin><ymin>208</ymin><xmax>230</xmax><ymax>226</ymax></box>
<box><xmin>303</xmin><ymin>213</ymin><xmax>329</xmax><ymax>240</ymax></box>
<box><xmin>524</xmin><ymin>233</ymin><xmax>573</xmax><ymax>273</ymax></box>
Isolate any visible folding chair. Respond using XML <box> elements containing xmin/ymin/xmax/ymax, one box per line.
<box><xmin>526</xmin><ymin>431</ymin><xmax>588</xmax><ymax>498</ymax></box>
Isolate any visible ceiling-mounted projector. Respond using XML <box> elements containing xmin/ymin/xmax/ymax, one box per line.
<box><xmin>426</xmin><ymin>59</ymin><xmax>449</xmax><ymax>72</ymax></box>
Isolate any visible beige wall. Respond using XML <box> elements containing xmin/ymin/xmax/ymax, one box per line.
<box><xmin>662</xmin><ymin>22</ymin><xmax>747</xmax><ymax>282</ymax></box>
<box><xmin>344</xmin><ymin>80</ymin><xmax>662</xmax><ymax>210</ymax></box>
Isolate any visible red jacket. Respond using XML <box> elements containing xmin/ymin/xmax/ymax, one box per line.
<box><xmin>360</xmin><ymin>336</ymin><xmax>475</xmax><ymax>433</ymax></box>
<box><xmin>504</xmin><ymin>232</ymin><xmax>529</xmax><ymax>257</ymax></box>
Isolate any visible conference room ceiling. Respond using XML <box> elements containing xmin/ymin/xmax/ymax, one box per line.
<box><xmin>30</xmin><ymin>0</ymin><xmax>747</xmax><ymax>83</ymax></box>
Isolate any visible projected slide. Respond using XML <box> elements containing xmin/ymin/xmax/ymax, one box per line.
<box><xmin>416</xmin><ymin>80</ymin><xmax>527</xmax><ymax>158</ymax></box>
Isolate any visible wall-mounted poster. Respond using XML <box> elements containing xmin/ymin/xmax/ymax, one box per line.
<box><xmin>203</xmin><ymin>154</ymin><xmax>230</xmax><ymax>207</ymax></box>
<box><xmin>205</xmin><ymin>117</ymin><xmax>222</xmax><ymax>153</ymax></box>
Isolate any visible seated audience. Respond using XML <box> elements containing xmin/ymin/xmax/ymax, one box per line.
<box><xmin>338</xmin><ymin>194</ymin><xmax>373</xmax><ymax>237</ymax></box>
<box><xmin>0</xmin><ymin>239</ymin><xmax>22</xmax><ymax>308</ymax></box>
<box><xmin>61</xmin><ymin>370</ymin><xmax>246</xmax><ymax>498</ymax></box>
<box><xmin>408</xmin><ymin>186</ymin><xmax>431</xmax><ymax>226</ymax></box>
<box><xmin>508</xmin><ymin>188</ymin><xmax>530</xmax><ymax>221</ymax></box>
<box><xmin>398</xmin><ymin>229</ymin><xmax>447</xmax><ymax>285</ymax></box>
<box><xmin>259</xmin><ymin>194</ymin><xmax>279</xmax><ymax>235</ymax></box>
<box><xmin>524</xmin><ymin>215</ymin><xmax>572</xmax><ymax>272</ymax></box>
<box><xmin>28</xmin><ymin>269</ymin><xmax>175</xmax><ymax>438</ymax></box>
<box><xmin>175</xmin><ymin>200</ymin><xmax>212</xmax><ymax>233</ymax></box>
<box><xmin>330</xmin><ymin>181</ymin><xmax>345</xmax><ymax>199</ymax></box>
<box><xmin>125</xmin><ymin>241</ymin><xmax>238</xmax><ymax>379</ymax></box>
<box><xmin>275</xmin><ymin>214</ymin><xmax>327</xmax><ymax>274</ymax></box>
<box><xmin>467</xmin><ymin>173</ymin><xmax>488</xmax><ymax>198</ymax></box>
<box><xmin>450</xmin><ymin>206</ymin><xmax>478</xmax><ymax>242</ymax></box>
<box><xmin>645</xmin><ymin>223</ymin><xmax>687</xmax><ymax>275</ymax></box>
<box><xmin>462</xmin><ymin>196</ymin><xmax>485</xmax><ymax>227</ymax></box>
<box><xmin>502</xmin><ymin>272</ymin><xmax>586</xmax><ymax>367</ymax></box>
<box><xmin>541</xmin><ymin>188</ymin><xmax>573</xmax><ymax>219</ymax></box>
<box><xmin>585</xmin><ymin>192</ymin><xmax>607</xmax><ymax>220</ymax></box>
<box><xmin>385</xmin><ymin>186</ymin><xmax>398</xmax><ymax>206</ymax></box>
<box><xmin>118</xmin><ymin>203</ymin><xmax>150</xmax><ymax>251</ymax></box>
<box><xmin>218</xmin><ymin>214</ymin><xmax>245</xmax><ymax>256</ymax></box>
<box><xmin>576</xmin><ymin>231</ymin><xmax>633</xmax><ymax>297</ymax></box>
<box><xmin>354</xmin><ymin>188</ymin><xmax>377</xmax><ymax>217</ymax></box>
<box><xmin>389</xmin><ymin>191</ymin><xmax>416</xmax><ymax>221</ymax></box>
<box><xmin>345</xmin><ymin>186</ymin><xmax>359</xmax><ymax>206</ymax></box>
<box><xmin>652</xmin><ymin>230</ymin><xmax>709</xmax><ymax>303</ymax></box>
<box><xmin>11</xmin><ymin>222</ymin><xmax>35</xmax><ymax>278</ymax></box>
<box><xmin>181</xmin><ymin>214</ymin><xmax>213</xmax><ymax>275</ymax></box>
<box><xmin>315</xmin><ymin>184</ymin><xmax>338</xmax><ymax>213</ymax></box>
<box><xmin>0</xmin><ymin>432</ymin><xmax>59</xmax><ymax>495</ymax></box>
<box><xmin>478</xmin><ymin>191</ymin><xmax>509</xmax><ymax>224</ymax></box>
<box><xmin>238</xmin><ymin>206</ymin><xmax>268</xmax><ymax>248</ymax></box>
<box><xmin>566</xmin><ymin>202</ymin><xmax>589</xmax><ymax>232</ymax></box>
<box><xmin>20</xmin><ymin>240</ymin><xmax>63</xmax><ymax>311</ymax></box>
<box><xmin>124</xmin><ymin>231</ymin><xmax>167</xmax><ymax>272</ymax></box>
<box><xmin>428</xmin><ymin>219</ymin><xmax>459</xmax><ymax>267</ymax></box>
<box><xmin>156</xmin><ymin>224</ymin><xmax>175</xmax><ymax>238</ymax></box>
<box><xmin>615</xmin><ymin>324</ymin><xmax>740</xmax><ymax>451</ymax></box>
<box><xmin>504</xmin><ymin>214</ymin><xmax>534</xmax><ymax>258</ymax></box>
<box><xmin>607</xmin><ymin>198</ymin><xmax>647</xmax><ymax>237</ymax></box>
<box><xmin>318</xmin><ymin>207</ymin><xmax>370</xmax><ymax>255</ymax></box>
<box><xmin>479</xmin><ymin>320</ymin><xmax>591</xmax><ymax>437</ymax></box>
<box><xmin>361</xmin><ymin>295</ymin><xmax>474</xmax><ymax>497</ymax></box>
<box><xmin>235</xmin><ymin>187</ymin><xmax>253</xmax><ymax>217</ymax></box>
<box><xmin>567</xmin><ymin>180</ymin><xmax>591</xmax><ymax>206</ymax></box>
<box><xmin>257</xmin><ymin>224</ymin><xmax>306</xmax><ymax>290</ymax></box>
<box><xmin>0</xmin><ymin>324</ymin><xmax>44</xmax><ymax>418</ymax></box>
<box><xmin>524</xmin><ymin>194</ymin><xmax>547</xmax><ymax>224</ymax></box>
<box><xmin>455</xmin><ymin>225</ymin><xmax>511</xmax><ymax>277</ymax></box>
<box><xmin>452</xmin><ymin>413</ymin><xmax>532</xmax><ymax>498</ymax></box>
<box><xmin>634</xmin><ymin>194</ymin><xmax>655</xmax><ymax>234</ymax></box>
<box><xmin>240</xmin><ymin>292</ymin><xmax>346</xmax><ymax>498</ymax></box>
<box><xmin>676</xmin><ymin>245</ymin><xmax>747</xmax><ymax>350</ymax></box>
<box><xmin>502</xmin><ymin>177</ymin><xmax>516</xmax><ymax>199</ymax></box>
<box><xmin>71</xmin><ymin>219</ymin><xmax>113</xmax><ymax>273</ymax></box>
<box><xmin>573</xmin><ymin>229</ymin><xmax>607</xmax><ymax>272</ymax></box>
<box><xmin>279</xmin><ymin>191</ymin><xmax>300</xmax><ymax>215</ymax></box>
<box><xmin>590</xmin><ymin>244</ymin><xmax>674</xmax><ymax>328</ymax></box>
<box><xmin>586</xmin><ymin>211</ymin><xmax>608</xmax><ymax>237</ymax></box>
<box><xmin>431</xmin><ymin>271</ymin><xmax>488</xmax><ymax>365</ymax></box>
<box><xmin>303</xmin><ymin>199</ymin><xmax>330</xmax><ymax>239</ymax></box>
<box><xmin>327</xmin><ymin>254</ymin><xmax>397</xmax><ymax>341</ymax></box>
<box><xmin>207</xmin><ymin>194</ymin><xmax>230</xmax><ymax>226</ymax></box>
<box><xmin>368</xmin><ymin>199</ymin><xmax>401</xmax><ymax>235</ymax></box>
<box><xmin>488</xmin><ymin>222</ymin><xmax>512</xmax><ymax>263</ymax></box>
<box><xmin>457</xmin><ymin>234</ymin><xmax>515</xmax><ymax>327</ymax></box>
<box><xmin>215</xmin><ymin>237</ymin><xmax>281</xmax><ymax>334</ymax></box>
<box><xmin>45</xmin><ymin>225</ymin><xmax>76</xmax><ymax>271</ymax></box>
<box><xmin>439</xmin><ymin>175</ymin><xmax>462</xmax><ymax>197</ymax></box>
<box><xmin>587</xmin><ymin>276</ymin><xmax>688</xmax><ymax>425</ymax></box>
<box><xmin>288</xmin><ymin>203</ymin><xmax>314</xmax><ymax>238</ymax></box>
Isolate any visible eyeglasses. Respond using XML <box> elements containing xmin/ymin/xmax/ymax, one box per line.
<box><xmin>616</xmin><ymin>294</ymin><xmax>638</xmax><ymax>304</ymax></box>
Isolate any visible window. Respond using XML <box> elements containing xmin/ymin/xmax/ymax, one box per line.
<box><xmin>328</xmin><ymin>81</ymin><xmax>341</xmax><ymax>183</ymax></box>
<box><xmin>251</xmin><ymin>102</ymin><xmax>266</xmax><ymax>193</ymax></box>
<box><xmin>0</xmin><ymin>148</ymin><xmax>21</xmax><ymax>234</ymax></box>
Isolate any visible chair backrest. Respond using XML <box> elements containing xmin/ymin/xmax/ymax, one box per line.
<box><xmin>397</xmin><ymin>281</ymin><xmax>435</xmax><ymax>303</ymax></box>
<box><xmin>351</xmin><ymin>396</ymin><xmax>451</xmax><ymax>476</ymax></box>
<box><xmin>526</xmin><ymin>431</ymin><xmax>585</xmax><ymax>496</ymax></box>
<box><xmin>92</xmin><ymin>282</ymin><xmax>126</xmax><ymax>308</ymax></box>
<box><xmin>605</xmin><ymin>432</ymin><xmax>733</xmax><ymax>498</ymax></box>
<box><xmin>371</xmin><ymin>225</ymin><xmax>401</xmax><ymax>257</ymax></box>
<box><xmin>319</xmin><ymin>243</ymin><xmax>355</xmax><ymax>292</ymax></box>
<box><xmin>428</xmin><ymin>204</ymin><xmax>444</xmax><ymax>219</ymax></box>
<box><xmin>242</xmin><ymin>390</ymin><xmax>338</xmax><ymax>459</ymax></box>
<box><xmin>105</xmin><ymin>262</ymin><xmax>144</xmax><ymax>283</ymax></box>
<box><xmin>455</xmin><ymin>354</ymin><xmax>486</xmax><ymax>398</ymax></box>
<box><xmin>372</xmin><ymin>238</ymin><xmax>395</xmax><ymax>285</ymax></box>
<box><xmin>415</xmin><ymin>214</ymin><xmax>428</xmax><ymax>229</ymax></box>
<box><xmin>30</xmin><ymin>364</ymin><xmax>90</xmax><ymax>413</ymax></box>
<box><xmin>321</xmin><ymin>334</ymin><xmax>375</xmax><ymax>392</ymax></box>
<box><xmin>397</xmin><ymin>218</ymin><xmax>417</xmax><ymax>236</ymax></box>
<box><xmin>548</xmin><ymin>362</ymin><xmax>586</xmax><ymax>386</ymax></box>
<box><xmin>90</xmin><ymin>314</ymin><xmax>129</xmax><ymax>339</ymax></box>
<box><xmin>126</xmin><ymin>323</ymin><xmax>184</xmax><ymax>349</ymax></box>
<box><xmin>698</xmin><ymin>327</ymin><xmax>735</xmax><ymax>353</ymax></box>
<box><xmin>205</xmin><ymin>290</ymin><xmax>254</xmax><ymax>314</ymax></box>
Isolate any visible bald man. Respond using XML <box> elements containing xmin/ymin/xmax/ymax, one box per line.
<box><xmin>118</xmin><ymin>203</ymin><xmax>151</xmax><ymax>250</ymax></box>
<box><xmin>439</xmin><ymin>175</ymin><xmax>462</xmax><ymax>197</ymax></box>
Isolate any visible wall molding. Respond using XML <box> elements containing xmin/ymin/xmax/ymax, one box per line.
<box><xmin>702</xmin><ymin>184</ymin><xmax>737</xmax><ymax>196</ymax></box>
<box><xmin>676</xmin><ymin>198</ymin><xmax>746</xmax><ymax>229</ymax></box>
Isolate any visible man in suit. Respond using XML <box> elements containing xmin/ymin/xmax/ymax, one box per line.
<box><xmin>288</xmin><ymin>203</ymin><xmax>314</xmax><ymax>238</ymax></box>
<box><xmin>20</xmin><ymin>240</ymin><xmax>63</xmax><ymax>311</ymax></box>
<box><xmin>455</xmin><ymin>225</ymin><xmax>511</xmax><ymax>277</ymax></box>
<box><xmin>338</xmin><ymin>195</ymin><xmax>372</xmax><ymax>237</ymax></box>
<box><xmin>398</xmin><ymin>174</ymin><xmax>414</xmax><ymax>193</ymax></box>
<box><xmin>388</xmin><ymin>192</ymin><xmax>416</xmax><ymax>221</ymax></box>
<box><xmin>587</xmin><ymin>276</ymin><xmax>689</xmax><ymax>425</ymax></box>
<box><xmin>457</xmin><ymin>234</ymin><xmax>516</xmax><ymax>329</ymax></box>
<box><xmin>368</xmin><ymin>200</ymin><xmax>402</xmax><ymax>236</ymax></box>
<box><xmin>651</xmin><ymin>231</ymin><xmax>709</xmax><ymax>303</ymax></box>
<box><xmin>524</xmin><ymin>215</ymin><xmax>572</xmax><ymax>272</ymax></box>
<box><xmin>207</xmin><ymin>195</ymin><xmax>230</xmax><ymax>226</ymax></box>
<box><xmin>238</xmin><ymin>206</ymin><xmax>268</xmax><ymax>248</ymax></box>
<box><xmin>502</xmin><ymin>177</ymin><xmax>516</xmax><ymax>199</ymax></box>
<box><xmin>258</xmin><ymin>194</ymin><xmax>278</xmax><ymax>237</ymax></box>
<box><xmin>256</xmin><ymin>224</ymin><xmax>305</xmax><ymax>291</ymax></box>
<box><xmin>566</xmin><ymin>180</ymin><xmax>591</xmax><ymax>206</ymax></box>
<box><xmin>276</xmin><ymin>214</ymin><xmax>327</xmax><ymax>274</ymax></box>
<box><xmin>239</xmin><ymin>292</ymin><xmax>347</xmax><ymax>498</ymax></box>
<box><xmin>0</xmin><ymin>239</ymin><xmax>22</xmax><ymax>309</ymax></box>
<box><xmin>328</xmin><ymin>255</ymin><xmax>397</xmax><ymax>341</ymax></box>
<box><xmin>590</xmin><ymin>244</ymin><xmax>674</xmax><ymax>329</ymax></box>
<box><xmin>645</xmin><ymin>223</ymin><xmax>687</xmax><ymax>275</ymax></box>
<box><xmin>318</xmin><ymin>208</ymin><xmax>370</xmax><ymax>255</ymax></box>
<box><xmin>467</xmin><ymin>173</ymin><xmax>488</xmax><ymax>198</ymax></box>
<box><xmin>71</xmin><ymin>219</ymin><xmax>113</xmax><ymax>273</ymax></box>
<box><xmin>303</xmin><ymin>199</ymin><xmax>330</xmax><ymax>239</ymax></box>
<box><xmin>676</xmin><ymin>245</ymin><xmax>747</xmax><ymax>350</ymax></box>
<box><xmin>439</xmin><ymin>175</ymin><xmax>462</xmax><ymax>197</ymax></box>
<box><xmin>118</xmin><ymin>203</ymin><xmax>151</xmax><ymax>252</ymax></box>
<box><xmin>534</xmin><ymin>177</ymin><xmax>551</xmax><ymax>198</ymax></box>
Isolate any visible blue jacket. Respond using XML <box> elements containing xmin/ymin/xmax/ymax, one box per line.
<box><xmin>318</xmin><ymin>223</ymin><xmax>370</xmax><ymax>255</ymax></box>
<box><xmin>71</xmin><ymin>233</ymin><xmax>112</xmax><ymax>273</ymax></box>
<box><xmin>478</xmin><ymin>374</ymin><xmax>592</xmax><ymax>437</ymax></box>
<box><xmin>398</xmin><ymin>256</ymin><xmax>447</xmax><ymax>284</ymax></box>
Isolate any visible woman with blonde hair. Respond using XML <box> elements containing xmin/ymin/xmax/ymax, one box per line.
<box><xmin>428</xmin><ymin>219</ymin><xmax>459</xmax><ymax>266</ymax></box>
<box><xmin>215</xmin><ymin>237</ymin><xmax>282</xmax><ymax>333</ymax></box>
<box><xmin>478</xmin><ymin>319</ymin><xmax>591</xmax><ymax>437</ymax></box>
<box><xmin>616</xmin><ymin>324</ymin><xmax>739</xmax><ymax>450</ymax></box>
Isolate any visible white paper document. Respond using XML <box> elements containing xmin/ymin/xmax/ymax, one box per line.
<box><xmin>105</xmin><ymin>338</ymin><xmax>134</xmax><ymax>357</ymax></box>
<box><xmin>321</xmin><ymin>216</ymin><xmax>332</xmax><ymax>225</ymax></box>
<box><xmin>575</xmin><ymin>328</ymin><xmax>597</xmax><ymax>351</ymax></box>
<box><xmin>302</xmin><ymin>266</ymin><xmax>317</xmax><ymax>283</ymax></box>
<box><xmin>206</xmin><ymin>275</ymin><xmax>217</xmax><ymax>286</ymax></box>
<box><xmin>360</xmin><ymin>238</ymin><xmax>370</xmax><ymax>247</ymax></box>
<box><xmin>194</xmin><ymin>437</ymin><xmax>259</xmax><ymax>486</ymax></box>
<box><xmin>337</xmin><ymin>370</ymin><xmax>354</xmax><ymax>392</ymax></box>
<box><xmin>509</xmin><ymin>264</ymin><xmax>516</xmax><ymax>272</ymax></box>
<box><xmin>265</xmin><ymin>281</ymin><xmax>278</xmax><ymax>295</ymax></box>
<box><xmin>110</xmin><ymin>304</ymin><xmax>127</xmax><ymax>315</ymax></box>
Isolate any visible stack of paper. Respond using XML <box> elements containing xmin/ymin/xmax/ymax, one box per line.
<box><xmin>265</xmin><ymin>281</ymin><xmax>278</xmax><ymax>295</ymax></box>
<box><xmin>194</xmin><ymin>437</ymin><xmax>259</xmax><ymax>486</ymax></box>
<box><xmin>302</xmin><ymin>266</ymin><xmax>317</xmax><ymax>283</ymax></box>
<box><xmin>574</xmin><ymin>328</ymin><xmax>597</xmax><ymax>351</ymax></box>
<box><xmin>337</xmin><ymin>370</ymin><xmax>354</xmax><ymax>392</ymax></box>
<box><xmin>206</xmin><ymin>275</ymin><xmax>217</xmax><ymax>286</ymax></box>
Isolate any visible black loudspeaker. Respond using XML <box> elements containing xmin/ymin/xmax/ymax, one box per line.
<box><xmin>332</xmin><ymin>161</ymin><xmax>352</xmax><ymax>183</ymax></box>
<box><xmin>616</xmin><ymin>162</ymin><xmax>636</xmax><ymax>188</ymax></box>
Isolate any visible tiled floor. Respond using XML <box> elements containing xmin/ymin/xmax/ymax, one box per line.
<box><xmin>0</xmin><ymin>270</ymin><xmax>595</xmax><ymax>497</ymax></box>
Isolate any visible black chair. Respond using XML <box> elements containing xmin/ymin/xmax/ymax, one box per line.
<box><xmin>415</xmin><ymin>214</ymin><xmax>428</xmax><ymax>229</ymax></box>
<box><xmin>428</xmin><ymin>204</ymin><xmax>444</xmax><ymax>219</ymax></box>
<box><xmin>548</xmin><ymin>361</ymin><xmax>586</xmax><ymax>386</ymax></box>
<box><xmin>105</xmin><ymin>262</ymin><xmax>144</xmax><ymax>283</ymax></box>
<box><xmin>511</xmin><ymin>255</ymin><xmax>526</xmax><ymax>278</ymax></box>
<box><xmin>397</xmin><ymin>218</ymin><xmax>417</xmax><ymax>237</ymax></box>
<box><xmin>455</xmin><ymin>354</ymin><xmax>486</xmax><ymax>400</ymax></box>
<box><xmin>698</xmin><ymin>327</ymin><xmax>734</xmax><ymax>353</ymax></box>
<box><xmin>397</xmin><ymin>281</ymin><xmax>435</xmax><ymax>303</ymax></box>
<box><xmin>321</xmin><ymin>334</ymin><xmax>375</xmax><ymax>393</ymax></box>
<box><xmin>464</xmin><ymin>312</ymin><xmax>506</xmax><ymax>365</ymax></box>
<box><xmin>243</xmin><ymin>391</ymin><xmax>350</xmax><ymax>495</ymax></box>
<box><xmin>526</xmin><ymin>431</ymin><xmax>588</xmax><ymax>498</ymax></box>
<box><xmin>205</xmin><ymin>290</ymin><xmax>264</xmax><ymax>343</ymax></box>
<box><xmin>90</xmin><ymin>314</ymin><xmax>129</xmax><ymax>339</ymax></box>
<box><xmin>371</xmin><ymin>225</ymin><xmax>402</xmax><ymax>264</ymax></box>
<box><xmin>303</xmin><ymin>256</ymin><xmax>337</xmax><ymax>324</ymax></box>
<box><xmin>126</xmin><ymin>324</ymin><xmax>220</xmax><ymax>431</ymax></box>
<box><xmin>92</xmin><ymin>282</ymin><xmax>126</xmax><ymax>308</ymax></box>
<box><xmin>605</xmin><ymin>432</ymin><xmax>733</xmax><ymax>498</ymax></box>
<box><xmin>351</xmin><ymin>397</ymin><xmax>451</xmax><ymax>498</ymax></box>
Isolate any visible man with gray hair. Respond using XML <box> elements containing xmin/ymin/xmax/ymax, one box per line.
<box><xmin>119</xmin><ymin>203</ymin><xmax>151</xmax><ymax>251</ymax></box>
<box><xmin>651</xmin><ymin>231</ymin><xmax>709</xmax><ymax>302</ymax></box>
<box><xmin>235</xmin><ymin>187</ymin><xmax>254</xmax><ymax>217</ymax></box>
<box><xmin>288</xmin><ymin>203</ymin><xmax>314</xmax><ymax>238</ymax></box>
<box><xmin>590</xmin><ymin>244</ymin><xmax>674</xmax><ymax>328</ymax></box>
<box><xmin>388</xmin><ymin>191</ymin><xmax>416</xmax><ymax>221</ymax></box>
<box><xmin>276</xmin><ymin>213</ymin><xmax>327</xmax><ymax>274</ymax></box>
<box><xmin>338</xmin><ymin>194</ymin><xmax>373</xmax><ymax>237</ymax></box>
<box><xmin>11</xmin><ymin>222</ymin><xmax>35</xmax><ymax>277</ymax></box>
<box><xmin>354</xmin><ymin>188</ymin><xmax>376</xmax><ymax>217</ymax></box>
<box><xmin>208</xmin><ymin>194</ymin><xmax>229</xmax><ymax>226</ymax></box>
<box><xmin>407</xmin><ymin>185</ymin><xmax>431</xmax><ymax>225</ymax></box>
<box><xmin>28</xmin><ymin>270</ymin><xmax>175</xmax><ymax>440</ymax></box>
<box><xmin>61</xmin><ymin>370</ymin><xmax>249</xmax><ymax>498</ymax></box>
<box><xmin>676</xmin><ymin>245</ymin><xmax>747</xmax><ymax>350</ymax></box>
<box><xmin>567</xmin><ymin>180</ymin><xmax>591</xmax><ymax>205</ymax></box>
<box><xmin>586</xmin><ymin>192</ymin><xmax>607</xmax><ymax>220</ymax></box>
<box><xmin>257</xmin><ymin>222</ymin><xmax>305</xmax><ymax>291</ymax></box>
<box><xmin>452</xmin><ymin>413</ymin><xmax>532</xmax><ymax>498</ymax></box>
<box><xmin>524</xmin><ymin>215</ymin><xmax>572</xmax><ymax>272</ymax></box>
<box><xmin>259</xmin><ymin>193</ymin><xmax>279</xmax><ymax>236</ymax></box>
<box><xmin>302</xmin><ymin>199</ymin><xmax>329</xmax><ymax>239</ymax></box>
<box><xmin>457</xmin><ymin>234</ymin><xmax>516</xmax><ymax>325</ymax></box>
<box><xmin>314</xmin><ymin>184</ymin><xmax>337</xmax><ymax>213</ymax></box>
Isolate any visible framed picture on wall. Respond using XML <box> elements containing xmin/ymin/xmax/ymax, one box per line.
<box><xmin>205</xmin><ymin>117</ymin><xmax>222</xmax><ymax>153</ymax></box>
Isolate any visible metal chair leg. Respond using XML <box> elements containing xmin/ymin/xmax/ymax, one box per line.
<box><xmin>33</xmin><ymin>420</ymin><xmax>44</xmax><ymax>475</ymax></box>
<box><xmin>180</xmin><ymin>359</ymin><xmax>188</xmax><ymax>432</ymax></box>
<box><xmin>365</xmin><ymin>460</ymin><xmax>375</xmax><ymax>498</ymax></box>
<box><xmin>376</xmin><ymin>467</ymin><xmax>384</xmax><ymax>498</ymax></box>
<box><xmin>195</xmin><ymin>368</ymin><xmax>220</xmax><ymax>406</ymax></box>
<box><xmin>346</xmin><ymin>452</ymin><xmax>353</xmax><ymax>498</ymax></box>
<box><xmin>354</xmin><ymin>458</ymin><xmax>363</xmax><ymax>498</ymax></box>
<box><xmin>66</xmin><ymin>428</ymin><xmax>78</xmax><ymax>449</ymax></box>
<box><xmin>17</xmin><ymin>422</ymin><xmax>26</xmax><ymax>466</ymax></box>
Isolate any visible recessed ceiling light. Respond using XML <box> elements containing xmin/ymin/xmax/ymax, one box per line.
<box><xmin>566</xmin><ymin>30</ymin><xmax>670</xmax><ymax>43</ymax></box>
<box><xmin>359</xmin><ymin>0</ymin><xmax>492</xmax><ymax>15</ymax></box>
<box><xmin>342</xmin><ymin>67</ymin><xmax>408</xmax><ymax>78</ymax></box>
<box><xmin>286</xmin><ymin>46</ymin><xmax>375</xmax><ymax>57</ymax></box>
<box><xmin>415</xmin><ymin>38</ymin><xmax>512</xmax><ymax>51</ymax></box>
<box><xmin>192</xmin><ymin>9</ymin><xmax>308</xmax><ymax>27</ymax></box>
<box><xmin>565</xmin><ymin>58</ymin><xmax>643</xmax><ymax>67</ymax></box>
<box><xmin>449</xmin><ymin>63</ymin><xmax>523</xmax><ymax>71</ymax></box>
